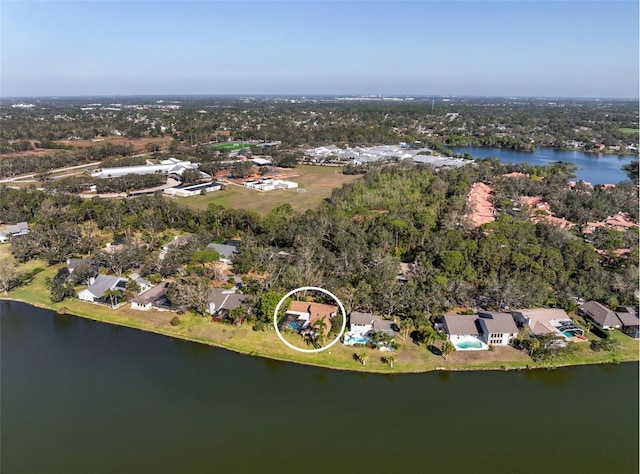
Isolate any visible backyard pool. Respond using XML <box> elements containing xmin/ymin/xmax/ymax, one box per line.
<box><xmin>343</xmin><ymin>333</ymin><xmax>371</xmax><ymax>346</ymax></box>
<box><xmin>562</xmin><ymin>330</ymin><xmax>578</xmax><ymax>338</ymax></box>
<box><xmin>288</xmin><ymin>320</ymin><xmax>304</xmax><ymax>331</ymax></box>
<box><xmin>451</xmin><ymin>336</ymin><xmax>489</xmax><ymax>351</ymax></box>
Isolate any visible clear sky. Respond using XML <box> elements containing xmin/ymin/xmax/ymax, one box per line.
<box><xmin>1</xmin><ymin>1</ymin><xmax>638</xmax><ymax>98</ymax></box>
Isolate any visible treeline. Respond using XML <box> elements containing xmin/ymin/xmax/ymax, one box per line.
<box><xmin>2</xmin><ymin>160</ymin><xmax>637</xmax><ymax>323</ymax></box>
<box><xmin>0</xmin><ymin>143</ymin><xmax>135</xmax><ymax>178</ymax></box>
<box><xmin>445</xmin><ymin>135</ymin><xmax>535</xmax><ymax>151</ymax></box>
<box><xmin>43</xmin><ymin>173</ymin><xmax>165</xmax><ymax>194</ymax></box>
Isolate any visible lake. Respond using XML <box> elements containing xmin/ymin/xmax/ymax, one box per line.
<box><xmin>450</xmin><ymin>146</ymin><xmax>638</xmax><ymax>184</ymax></box>
<box><xmin>1</xmin><ymin>300</ymin><xmax>638</xmax><ymax>474</ymax></box>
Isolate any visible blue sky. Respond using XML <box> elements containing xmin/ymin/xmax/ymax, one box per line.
<box><xmin>1</xmin><ymin>1</ymin><xmax>638</xmax><ymax>98</ymax></box>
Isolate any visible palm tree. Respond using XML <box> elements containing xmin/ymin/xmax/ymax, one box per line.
<box><xmin>441</xmin><ymin>340</ymin><xmax>455</xmax><ymax>360</ymax></box>
<box><xmin>424</xmin><ymin>331</ymin><xmax>436</xmax><ymax>348</ymax></box>
<box><xmin>313</xmin><ymin>317</ymin><xmax>328</xmax><ymax>347</ymax></box>
<box><xmin>399</xmin><ymin>318</ymin><xmax>414</xmax><ymax>342</ymax></box>
<box><xmin>103</xmin><ymin>289</ymin><xmax>120</xmax><ymax>308</ymax></box>
<box><xmin>359</xmin><ymin>351</ymin><xmax>369</xmax><ymax>366</ymax></box>
<box><xmin>585</xmin><ymin>320</ymin><xmax>593</xmax><ymax>334</ymax></box>
<box><xmin>385</xmin><ymin>355</ymin><xmax>395</xmax><ymax>368</ymax></box>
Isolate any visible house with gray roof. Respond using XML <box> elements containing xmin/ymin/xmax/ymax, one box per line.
<box><xmin>78</xmin><ymin>274</ymin><xmax>128</xmax><ymax>306</ymax></box>
<box><xmin>207</xmin><ymin>242</ymin><xmax>238</xmax><ymax>264</ymax></box>
<box><xmin>442</xmin><ymin>314</ymin><xmax>481</xmax><ymax>337</ymax></box>
<box><xmin>477</xmin><ymin>312</ymin><xmax>518</xmax><ymax>346</ymax></box>
<box><xmin>615</xmin><ymin>307</ymin><xmax>639</xmax><ymax>338</ymax></box>
<box><xmin>579</xmin><ymin>301</ymin><xmax>621</xmax><ymax>330</ymax></box>
<box><xmin>443</xmin><ymin>312</ymin><xmax>518</xmax><ymax>350</ymax></box>
<box><xmin>208</xmin><ymin>288</ymin><xmax>247</xmax><ymax>320</ymax></box>
<box><xmin>0</xmin><ymin>222</ymin><xmax>29</xmax><ymax>243</ymax></box>
<box><xmin>349</xmin><ymin>311</ymin><xmax>396</xmax><ymax>337</ymax></box>
<box><xmin>131</xmin><ymin>282</ymin><xmax>171</xmax><ymax>311</ymax></box>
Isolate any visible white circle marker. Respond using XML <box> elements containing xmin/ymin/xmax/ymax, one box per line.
<box><xmin>273</xmin><ymin>286</ymin><xmax>347</xmax><ymax>353</ymax></box>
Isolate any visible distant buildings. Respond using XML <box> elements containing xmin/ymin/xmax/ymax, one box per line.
<box><xmin>91</xmin><ymin>158</ymin><xmax>208</xmax><ymax>179</ymax></box>
<box><xmin>243</xmin><ymin>178</ymin><xmax>298</xmax><ymax>191</ymax></box>
<box><xmin>304</xmin><ymin>144</ymin><xmax>470</xmax><ymax>167</ymax></box>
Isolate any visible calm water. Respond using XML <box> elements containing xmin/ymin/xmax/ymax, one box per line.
<box><xmin>1</xmin><ymin>301</ymin><xmax>638</xmax><ymax>474</ymax></box>
<box><xmin>450</xmin><ymin>146</ymin><xmax>638</xmax><ymax>184</ymax></box>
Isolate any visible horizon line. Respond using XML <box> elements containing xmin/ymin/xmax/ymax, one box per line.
<box><xmin>2</xmin><ymin>93</ymin><xmax>639</xmax><ymax>101</ymax></box>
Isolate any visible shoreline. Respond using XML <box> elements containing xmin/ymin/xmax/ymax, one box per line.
<box><xmin>2</xmin><ymin>294</ymin><xmax>637</xmax><ymax>374</ymax></box>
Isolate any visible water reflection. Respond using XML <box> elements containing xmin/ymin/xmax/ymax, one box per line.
<box><xmin>263</xmin><ymin>357</ymin><xmax>286</xmax><ymax>373</ymax></box>
<box><xmin>522</xmin><ymin>367</ymin><xmax>572</xmax><ymax>387</ymax></box>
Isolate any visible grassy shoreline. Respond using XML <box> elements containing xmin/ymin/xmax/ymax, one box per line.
<box><xmin>2</xmin><ymin>269</ymin><xmax>638</xmax><ymax>374</ymax></box>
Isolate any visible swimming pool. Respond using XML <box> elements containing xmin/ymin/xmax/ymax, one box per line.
<box><xmin>451</xmin><ymin>335</ymin><xmax>489</xmax><ymax>351</ymax></box>
<box><xmin>288</xmin><ymin>320</ymin><xmax>304</xmax><ymax>331</ymax></box>
<box><xmin>455</xmin><ymin>340</ymin><xmax>483</xmax><ymax>349</ymax></box>
<box><xmin>562</xmin><ymin>330</ymin><xmax>577</xmax><ymax>338</ymax></box>
<box><xmin>343</xmin><ymin>333</ymin><xmax>371</xmax><ymax>345</ymax></box>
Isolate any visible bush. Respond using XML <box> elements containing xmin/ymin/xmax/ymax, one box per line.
<box><xmin>170</xmin><ymin>316</ymin><xmax>181</xmax><ymax>326</ymax></box>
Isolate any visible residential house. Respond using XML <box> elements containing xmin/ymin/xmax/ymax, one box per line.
<box><xmin>67</xmin><ymin>258</ymin><xmax>92</xmax><ymax>274</ymax></box>
<box><xmin>159</xmin><ymin>235</ymin><xmax>191</xmax><ymax>259</ymax></box>
<box><xmin>513</xmin><ymin>308</ymin><xmax>584</xmax><ymax>340</ymax></box>
<box><xmin>0</xmin><ymin>222</ymin><xmax>29</xmax><ymax>243</ymax></box>
<box><xmin>476</xmin><ymin>312</ymin><xmax>519</xmax><ymax>346</ymax></box>
<box><xmin>78</xmin><ymin>274</ymin><xmax>128</xmax><ymax>305</ymax></box>
<box><xmin>207</xmin><ymin>242</ymin><xmax>238</xmax><ymax>264</ymax></box>
<box><xmin>129</xmin><ymin>273</ymin><xmax>152</xmax><ymax>292</ymax></box>
<box><xmin>615</xmin><ymin>307</ymin><xmax>639</xmax><ymax>338</ymax></box>
<box><xmin>349</xmin><ymin>311</ymin><xmax>395</xmax><ymax>336</ymax></box>
<box><xmin>579</xmin><ymin>301</ymin><xmax>621</xmax><ymax>330</ymax></box>
<box><xmin>207</xmin><ymin>288</ymin><xmax>247</xmax><ymax>320</ymax></box>
<box><xmin>283</xmin><ymin>301</ymin><xmax>337</xmax><ymax>334</ymax></box>
<box><xmin>131</xmin><ymin>282</ymin><xmax>171</xmax><ymax>311</ymax></box>
<box><xmin>443</xmin><ymin>312</ymin><xmax>518</xmax><ymax>349</ymax></box>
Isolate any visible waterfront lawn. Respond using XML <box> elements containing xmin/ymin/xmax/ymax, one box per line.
<box><xmin>178</xmin><ymin>165</ymin><xmax>360</xmax><ymax>215</ymax></box>
<box><xmin>3</xmin><ymin>258</ymin><xmax>638</xmax><ymax>373</ymax></box>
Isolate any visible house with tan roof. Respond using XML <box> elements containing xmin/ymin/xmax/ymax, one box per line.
<box><xmin>280</xmin><ymin>300</ymin><xmax>337</xmax><ymax>335</ymax></box>
<box><xmin>465</xmin><ymin>182</ymin><xmax>496</xmax><ymax>227</ymax></box>
<box><xmin>513</xmin><ymin>308</ymin><xmax>584</xmax><ymax>341</ymax></box>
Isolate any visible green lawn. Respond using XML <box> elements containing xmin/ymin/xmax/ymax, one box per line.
<box><xmin>618</xmin><ymin>128</ymin><xmax>640</xmax><ymax>134</ymax></box>
<box><xmin>3</xmin><ymin>243</ymin><xmax>637</xmax><ymax>374</ymax></box>
<box><xmin>3</xmin><ymin>261</ymin><xmax>638</xmax><ymax>374</ymax></box>
<box><xmin>179</xmin><ymin>165</ymin><xmax>360</xmax><ymax>215</ymax></box>
<box><xmin>210</xmin><ymin>142</ymin><xmax>253</xmax><ymax>151</ymax></box>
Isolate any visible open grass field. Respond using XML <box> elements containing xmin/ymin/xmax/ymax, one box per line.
<box><xmin>618</xmin><ymin>128</ymin><xmax>640</xmax><ymax>134</ymax></box>
<box><xmin>179</xmin><ymin>165</ymin><xmax>360</xmax><ymax>214</ymax></box>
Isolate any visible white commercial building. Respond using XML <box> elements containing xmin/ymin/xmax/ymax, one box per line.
<box><xmin>243</xmin><ymin>178</ymin><xmax>298</xmax><ymax>191</ymax></box>
<box><xmin>91</xmin><ymin>158</ymin><xmax>206</xmax><ymax>179</ymax></box>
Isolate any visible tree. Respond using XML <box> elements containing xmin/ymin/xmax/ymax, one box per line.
<box><xmin>0</xmin><ymin>257</ymin><xmax>19</xmax><ymax>293</ymax></box>
<box><xmin>399</xmin><ymin>318</ymin><xmax>414</xmax><ymax>342</ymax></box>
<box><xmin>384</xmin><ymin>355</ymin><xmax>395</xmax><ymax>368</ymax></box>
<box><xmin>229</xmin><ymin>305</ymin><xmax>247</xmax><ymax>326</ymax></box>
<box><xmin>103</xmin><ymin>288</ymin><xmax>121</xmax><ymax>308</ymax></box>
<box><xmin>181</xmin><ymin>169</ymin><xmax>202</xmax><ymax>184</ymax></box>
<box><xmin>191</xmin><ymin>249</ymin><xmax>220</xmax><ymax>272</ymax></box>
<box><xmin>313</xmin><ymin>316</ymin><xmax>328</xmax><ymax>347</ymax></box>
<box><xmin>167</xmin><ymin>278</ymin><xmax>211</xmax><ymax>315</ymax></box>
<box><xmin>441</xmin><ymin>340</ymin><xmax>455</xmax><ymax>360</ymax></box>
<box><xmin>358</xmin><ymin>351</ymin><xmax>369</xmax><ymax>366</ymax></box>
<box><xmin>231</xmin><ymin>161</ymin><xmax>253</xmax><ymax>178</ymax></box>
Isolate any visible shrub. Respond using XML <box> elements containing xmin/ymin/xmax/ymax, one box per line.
<box><xmin>170</xmin><ymin>316</ymin><xmax>181</xmax><ymax>326</ymax></box>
